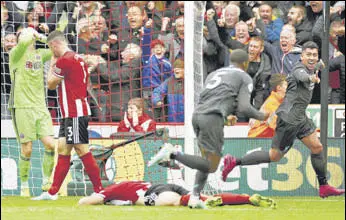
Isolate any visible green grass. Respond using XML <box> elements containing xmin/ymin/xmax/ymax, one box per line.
<box><xmin>1</xmin><ymin>196</ymin><xmax>345</xmax><ymax>220</ymax></box>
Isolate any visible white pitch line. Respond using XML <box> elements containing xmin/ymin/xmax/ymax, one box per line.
<box><xmin>280</xmin><ymin>199</ymin><xmax>345</xmax><ymax>202</ymax></box>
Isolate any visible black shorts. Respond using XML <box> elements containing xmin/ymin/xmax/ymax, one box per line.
<box><xmin>192</xmin><ymin>113</ymin><xmax>224</xmax><ymax>157</ymax></box>
<box><xmin>272</xmin><ymin>116</ymin><xmax>316</xmax><ymax>153</ymax></box>
<box><xmin>58</xmin><ymin>116</ymin><xmax>89</xmax><ymax>144</ymax></box>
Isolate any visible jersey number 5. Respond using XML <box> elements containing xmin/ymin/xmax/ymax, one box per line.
<box><xmin>205</xmin><ymin>71</ymin><xmax>228</xmax><ymax>89</ymax></box>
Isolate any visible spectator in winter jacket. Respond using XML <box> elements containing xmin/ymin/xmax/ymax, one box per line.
<box><xmin>159</xmin><ymin>16</ymin><xmax>184</xmax><ymax>63</ymax></box>
<box><xmin>259</xmin><ymin>3</ymin><xmax>284</xmax><ymax>45</ymax></box>
<box><xmin>329</xmin><ymin>55</ymin><xmax>345</xmax><ymax>104</ymax></box>
<box><xmin>152</xmin><ymin>59</ymin><xmax>184</xmax><ymax>122</ymax></box>
<box><xmin>142</xmin><ymin>19</ymin><xmax>173</xmax><ymax>121</ymax></box>
<box><xmin>221</xmin><ymin>4</ymin><xmax>240</xmax><ymax>38</ymax></box>
<box><xmin>117</xmin><ymin>98</ymin><xmax>156</xmax><ymax>132</ymax></box>
<box><xmin>95</xmin><ymin>43</ymin><xmax>142</xmax><ymax>122</ymax></box>
<box><xmin>247</xmin><ymin>37</ymin><xmax>272</xmax><ymax>109</ymax></box>
<box><xmin>262</xmin><ymin>30</ymin><xmax>302</xmax><ymax>75</ymax></box>
<box><xmin>287</xmin><ymin>5</ymin><xmax>313</xmax><ymax>46</ymax></box>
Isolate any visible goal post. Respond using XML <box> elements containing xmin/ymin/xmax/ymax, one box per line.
<box><xmin>184</xmin><ymin>1</ymin><xmax>208</xmax><ymax>191</ymax></box>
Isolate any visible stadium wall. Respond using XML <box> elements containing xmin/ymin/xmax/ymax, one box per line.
<box><xmin>1</xmin><ymin>105</ymin><xmax>344</xmax><ymax>196</ymax></box>
<box><xmin>1</xmin><ymin>137</ymin><xmax>344</xmax><ymax>197</ymax></box>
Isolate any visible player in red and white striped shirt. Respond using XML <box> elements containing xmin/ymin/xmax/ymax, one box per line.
<box><xmin>32</xmin><ymin>30</ymin><xmax>103</xmax><ymax>201</ymax></box>
<box><xmin>52</xmin><ymin>51</ymin><xmax>91</xmax><ymax>118</ymax></box>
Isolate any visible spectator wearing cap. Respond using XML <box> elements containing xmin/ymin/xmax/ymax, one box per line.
<box><xmin>142</xmin><ymin>18</ymin><xmax>173</xmax><ymax>121</ymax></box>
<box><xmin>152</xmin><ymin>59</ymin><xmax>184</xmax><ymax>122</ymax></box>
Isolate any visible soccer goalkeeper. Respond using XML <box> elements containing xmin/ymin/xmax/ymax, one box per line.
<box><xmin>8</xmin><ymin>27</ymin><xmax>55</xmax><ymax>196</ymax></box>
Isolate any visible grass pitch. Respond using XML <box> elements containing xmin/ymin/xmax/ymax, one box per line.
<box><xmin>1</xmin><ymin>196</ymin><xmax>345</xmax><ymax>220</ymax></box>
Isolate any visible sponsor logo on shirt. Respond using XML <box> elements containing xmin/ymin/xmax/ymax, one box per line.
<box><xmin>25</xmin><ymin>61</ymin><xmax>41</xmax><ymax>70</ymax></box>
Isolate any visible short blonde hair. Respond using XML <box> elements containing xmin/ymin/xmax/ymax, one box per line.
<box><xmin>76</xmin><ymin>17</ymin><xmax>91</xmax><ymax>35</ymax></box>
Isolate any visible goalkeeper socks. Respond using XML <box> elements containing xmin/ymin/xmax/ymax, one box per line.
<box><xmin>80</xmin><ymin>152</ymin><xmax>103</xmax><ymax>193</ymax></box>
<box><xmin>239</xmin><ymin>150</ymin><xmax>271</xmax><ymax>165</ymax></box>
<box><xmin>311</xmin><ymin>152</ymin><xmax>328</xmax><ymax>186</ymax></box>
<box><xmin>19</xmin><ymin>154</ymin><xmax>31</xmax><ymax>183</ymax></box>
<box><xmin>192</xmin><ymin>171</ymin><xmax>209</xmax><ymax>196</ymax></box>
<box><xmin>216</xmin><ymin>193</ymin><xmax>250</xmax><ymax>205</ymax></box>
<box><xmin>49</xmin><ymin>154</ymin><xmax>70</xmax><ymax>195</ymax></box>
<box><xmin>172</xmin><ymin>152</ymin><xmax>210</xmax><ymax>173</ymax></box>
<box><xmin>42</xmin><ymin>150</ymin><xmax>55</xmax><ymax>182</ymax></box>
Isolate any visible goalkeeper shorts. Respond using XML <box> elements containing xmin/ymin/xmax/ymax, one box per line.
<box><xmin>12</xmin><ymin>108</ymin><xmax>54</xmax><ymax>143</ymax></box>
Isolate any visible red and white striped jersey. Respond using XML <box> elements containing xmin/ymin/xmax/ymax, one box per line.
<box><xmin>53</xmin><ymin>51</ymin><xmax>91</xmax><ymax>118</ymax></box>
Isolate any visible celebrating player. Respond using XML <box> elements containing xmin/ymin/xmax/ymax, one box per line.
<box><xmin>222</xmin><ymin>41</ymin><xmax>345</xmax><ymax>198</ymax></box>
<box><xmin>148</xmin><ymin>49</ymin><xmax>269</xmax><ymax>208</ymax></box>
<box><xmin>78</xmin><ymin>181</ymin><xmax>276</xmax><ymax>209</ymax></box>
<box><xmin>32</xmin><ymin>30</ymin><xmax>103</xmax><ymax>200</ymax></box>
<box><xmin>8</xmin><ymin>27</ymin><xmax>55</xmax><ymax>196</ymax></box>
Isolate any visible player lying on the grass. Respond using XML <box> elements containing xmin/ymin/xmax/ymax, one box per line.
<box><xmin>78</xmin><ymin>181</ymin><xmax>277</xmax><ymax>209</ymax></box>
<box><xmin>221</xmin><ymin>41</ymin><xmax>345</xmax><ymax>198</ymax></box>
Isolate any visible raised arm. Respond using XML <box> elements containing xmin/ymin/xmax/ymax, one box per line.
<box><xmin>9</xmin><ymin>28</ymin><xmax>35</xmax><ymax>63</ymax></box>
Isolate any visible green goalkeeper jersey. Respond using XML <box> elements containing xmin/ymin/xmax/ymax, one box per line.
<box><xmin>8</xmin><ymin>30</ymin><xmax>52</xmax><ymax>109</ymax></box>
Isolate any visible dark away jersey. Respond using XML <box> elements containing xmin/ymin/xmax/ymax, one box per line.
<box><xmin>144</xmin><ymin>183</ymin><xmax>190</xmax><ymax>206</ymax></box>
<box><xmin>194</xmin><ymin>65</ymin><xmax>265</xmax><ymax>121</ymax></box>
<box><xmin>276</xmin><ymin>62</ymin><xmax>315</xmax><ymax>125</ymax></box>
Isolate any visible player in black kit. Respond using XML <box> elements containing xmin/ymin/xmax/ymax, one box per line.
<box><xmin>221</xmin><ymin>41</ymin><xmax>345</xmax><ymax>198</ymax></box>
<box><xmin>148</xmin><ymin>49</ymin><xmax>269</xmax><ymax>208</ymax></box>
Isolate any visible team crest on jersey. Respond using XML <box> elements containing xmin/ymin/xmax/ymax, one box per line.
<box><xmin>54</xmin><ymin>66</ymin><xmax>61</xmax><ymax>74</ymax></box>
<box><xmin>20</xmin><ymin>133</ymin><xmax>25</xmax><ymax>139</ymax></box>
<box><xmin>25</xmin><ymin>61</ymin><xmax>33</xmax><ymax>69</ymax></box>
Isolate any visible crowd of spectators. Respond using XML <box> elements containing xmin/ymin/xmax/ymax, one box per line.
<box><xmin>1</xmin><ymin>1</ymin><xmax>345</xmax><ymax>123</ymax></box>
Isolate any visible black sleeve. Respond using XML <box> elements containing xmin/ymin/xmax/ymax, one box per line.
<box><xmin>238</xmin><ymin>77</ymin><xmax>266</xmax><ymax>120</ymax></box>
<box><xmin>338</xmin><ymin>35</ymin><xmax>345</xmax><ymax>55</ymax></box>
<box><xmin>329</xmin><ymin>55</ymin><xmax>342</xmax><ymax>72</ymax></box>
<box><xmin>168</xmin><ymin>184</ymin><xmax>190</xmax><ymax>196</ymax></box>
